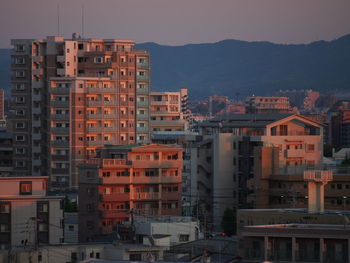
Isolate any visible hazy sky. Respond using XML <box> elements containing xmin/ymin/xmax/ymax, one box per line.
<box><xmin>1</xmin><ymin>0</ymin><xmax>350</xmax><ymax>48</ymax></box>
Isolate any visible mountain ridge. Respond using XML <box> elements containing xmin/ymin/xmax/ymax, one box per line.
<box><xmin>1</xmin><ymin>34</ymin><xmax>350</xmax><ymax>99</ymax></box>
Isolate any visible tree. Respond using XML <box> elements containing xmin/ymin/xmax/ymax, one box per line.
<box><xmin>323</xmin><ymin>144</ymin><xmax>333</xmax><ymax>157</ymax></box>
<box><xmin>64</xmin><ymin>196</ymin><xmax>77</xmax><ymax>212</ymax></box>
<box><xmin>221</xmin><ymin>208</ymin><xmax>236</xmax><ymax>236</ymax></box>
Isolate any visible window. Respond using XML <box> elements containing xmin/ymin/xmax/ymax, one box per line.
<box><xmin>279</xmin><ymin>125</ymin><xmax>288</xmax><ymax>136</ymax></box>
<box><xmin>16</xmin><ymin>161</ymin><xmax>26</xmax><ymax>168</ymax></box>
<box><xmin>16</xmin><ymin>148</ymin><xmax>26</xmax><ymax>154</ymax></box>
<box><xmin>16</xmin><ymin>109</ymin><xmax>25</xmax><ymax>116</ymax></box>
<box><xmin>15</xmin><ymin>71</ymin><xmax>25</xmax><ymax>77</ymax></box>
<box><xmin>38</xmin><ymin>202</ymin><xmax>48</xmax><ymax>212</ymax></box>
<box><xmin>16</xmin><ymin>122</ymin><xmax>25</xmax><ymax>128</ymax></box>
<box><xmin>307</xmin><ymin>144</ymin><xmax>315</xmax><ymax>152</ymax></box>
<box><xmin>129</xmin><ymin>254</ymin><xmax>142</xmax><ymax>261</ymax></box>
<box><xmin>15</xmin><ymin>57</ymin><xmax>25</xmax><ymax>64</ymax></box>
<box><xmin>0</xmin><ymin>203</ymin><xmax>10</xmax><ymax>213</ymax></box>
<box><xmin>179</xmin><ymin>234</ymin><xmax>189</xmax><ymax>242</ymax></box>
<box><xmin>15</xmin><ymin>83</ymin><xmax>25</xmax><ymax>90</ymax></box>
<box><xmin>16</xmin><ymin>44</ymin><xmax>25</xmax><ymax>52</ymax></box>
<box><xmin>20</xmin><ymin>182</ymin><xmax>32</xmax><ymax>195</ymax></box>
<box><xmin>0</xmin><ymin>224</ymin><xmax>10</xmax><ymax>233</ymax></box>
<box><xmin>94</xmin><ymin>57</ymin><xmax>103</xmax><ymax>63</ymax></box>
<box><xmin>16</xmin><ymin>135</ymin><xmax>25</xmax><ymax>141</ymax></box>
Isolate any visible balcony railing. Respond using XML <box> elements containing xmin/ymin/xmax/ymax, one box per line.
<box><xmin>132</xmin><ymin>192</ymin><xmax>159</xmax><ymax>200</ymax></box>
<box><xmin>87</xmin><ymin>158</ymin><xmax>130</xmax><ymax>167</ymax></box>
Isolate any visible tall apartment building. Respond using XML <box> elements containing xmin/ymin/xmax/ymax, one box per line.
<box><xmin>245</xmin><ymin>96</ymin><xmax>294</xmax><ymax>114</ymax></box>
<box><xmin>78</xmin><ymin>144</ymin><xmax>182</xmax><ymax>242</ymax></box>
<box><xmin>11</xmin><ymin>36</ymin><xmax>76</xmax><ymax>177</ymax></box>
<box><xmin>11</xmin><ymin>36</ymin><xmax>150</xmax><ymax>188</ymax></box>
<box><xmin>0</xmin><ymin>176</ymin><xmax>64</xmax><ymax>249</ymax></box>
<box><xmin>0</xmin><ymin>90</ymin><xmax>4</xmax><ymax>122</ymax></box>
<box><xmin>150</xmin><ymin>89</ymin><xmax>190</xmax><ymax>133</ymax></box>
<box><xmin>191</xmin><ymin>114</ymin><xmax>323</xmax><ymax>230</ymax></box>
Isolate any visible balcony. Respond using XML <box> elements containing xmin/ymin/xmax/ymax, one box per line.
<box><xmin>33</xmin><ymin>56</ymin><xmax>43</xmax><ymax>63</ymax></box>
<box><xmin>56</xmin><ymin>68</ymin><xmax>65</xmax><ymax>76</ymax></box>
<box><xmin>100</xmin><ymin>176</ymin><xmax>130</xmax><ymax>184</ymax></box>
<box><xmin>136</xmin><ymin>87</ymin><xmax>148</xmax><ymax>94</ymax></box>
<box><xmin>51</xmin><ymin>87</ymin><xmax>69</xmax><ymax>94</ymax></box>
<box><xmin>32</xmin><ymin>159</ymin><xmax>42</xmax><ymax>166</ymax></box>
<box><xmin>86</xmin><ymin>114</ymin><xmax>102</xmax><ymax>119</ymax></box>
<box><xmin>87</xmin><ymin>101</ymin><xmax>101</xmax><ymax>106</ymax></box>
<box><xmin>100</xmin><ymin>193</ymin><xmax>130</xmax><ymax>202</ymax></box>
<box><xmin>51</xmin><ymin>127</ymin><xmax>69</xmax><ymax>134</ymax></box>
<box><xmin>137</xmin><ymin>114</ymin><xmax>149</xmax><ymax>119</ymax></box>
<box><xmin>162</xmin><ymin>192</ymin><xmax>180</xmax><ymax>200</ymax></box>
<box><xmin>137</xmin><ymin>62</ymin><xmax>149</xmax><ymax>68</ymax></box>
<box><xmin>86</xmin><ymin>140</ymin><xmax>102</xmax><ymax>146</ymax></box>
<box><xmin>285</xmin><ymin>149</ymin><xmax>305</xmax><ymax>158</ymax></box>
<box><xmin>87</xmin><ymin>87</ymin><xmax>117</xmax><ymax>94</ymax></box>
<box><xmin>150</xmin><ymin>100</ymin><xmax>168</xmax><ymax>106</ymax></box>
<box><xmin>134</xmin><ymin>209</ymin><xmax>159</xmax><ymax>216</ymax></box>
<box><xmin>51</xmin><ymin>140</ymin><xmax>69</xmax><ymax>147</ymax></box>
<box><xmin>137</xmin><ymin>101</ymin><xmax>149</xmax><ymax>107</ymax></box>
<box><xmin>57</xmin><ymin>55</ymin><xmax>65</xmax><ymax>63</ymax></box>
<box><xmin>32</xmin><ymin>133</ymin><xmax>42</xmax><ymax>140</ymax></box>
<box><xmin>103</xmin><ymin>127</ymin><xmax>116</xmax><ymax>132</ymax></box>
<box><xmin>32</xmin><ymin>146</ymin><xmax>41</xmax><ymax>153</ymax></box>
<box><xmin>161</xmin><ymin>208</ymin><xmax>181</xmax><ymax>216</ymax></box>
<box><xmin>50</xmin><ymin>181</ymin><xmax>69</xmax><ymax>189</ymax></box>
<box><xmin>32</xmin><ymin>107</ymin><xmax>41</xmax><ymax>114</ymax></box>
<box><xmin>51</xmin><ymin>100</ymin><xmax>69</xmax><ymax>107</ymax></box>
<box><xmin>87</xmin><ymin>158</ymin><xmax>130</xmax><ymax>168</ymax></box>
<box><xmin>51</xmin><ymin>114</ymin><xmax>69</xmax><ymax>120</ymax></box>
<box><xmin>32</xmin><ymin>68</ymin><xmax>43</xmax><ymax>76</ymax></box>
<box><xmin>86</xmin><ymin>127</ymin><xmax>101</xmax><ymax>133</ymax></box>
<box><xmin>137</xmin><ymin>127</ymin><xmax>148</xmax><ymax>133</ymax></box>
<box><xmin>51</xmin><ymin>155</ymin><xmax>69</xmax><ymax>161</ymax></box>
<box><xmin>132</xmin><ymin>192</ymin><xmax>159</xmax><ymax>200</ymax></box>
<box><xmin>100</xmin><ymin>210</ymin><xmax>129</xmax><ymax>219</ymax></box>
<box><xmin>136</xmin><ymin>75</ymin><xmax>149</xmax><ymax>81</ymax></box>
<box><xmin>104</xmin><ymin>114</ymin><xmax>117</xmax><ymax>119</ymax></box>
<box><xmin>103</xmin><ymin>101</ymin><xmax>115</xmax><ymax>106</ymax></box>
<box><xmin>52</xmin><ymin>168</ymin><xmax>69</xmax><ymax>174</ymax></box>
<box><xmin>32</xmin><ymin>94</ymin><xmax>41</xmax><ymax>101</ymax></box>
<box><xmin>32</xmin><ymin>80</ymin><xmax>41</xmax><ymax>89</ymax></box>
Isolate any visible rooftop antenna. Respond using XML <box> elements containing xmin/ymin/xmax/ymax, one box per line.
<box><xmin>57</xmin><ymin>4</ymin><xmax>60</xmax><ymax>36</ymax></box>
<box><xmin>81</xmin><ymin>4</ymin><xmax>85</xmax><ymax>39</ymax></box>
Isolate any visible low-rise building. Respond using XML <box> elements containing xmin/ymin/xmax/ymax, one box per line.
<box><xmin>239</xmin><ymin>223</ymin><xmax>350</xmax><ymax>263</ymax></box>
<box><xmin>245</xmin><ymin>96</ymin><xmax>294</xmax><ymax>114</ymax></box>
<box><xmin>132</xmin><ymin>216</ymin><xmax>200</xmax><ymax>245</ymax></box>
<box><xmin>0</xmin><ymin>242</ymin><xmax>167</xmax><ymax>263</ymax></box>
<box><xmin>78</xmin><ymin>144</ymin><xmax>183</xmax><ymax>242</ymax></box>
<box><xmin>0</xmin><ymin>176</ymin><xmax>64</xmax><ymax>249</ymax></box>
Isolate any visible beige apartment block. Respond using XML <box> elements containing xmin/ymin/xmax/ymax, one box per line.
<box><xmin>245</xmin><ymin>96</ymin><xmax>295</xmax><ymax>114</ymax></box>
<box><xmin>0</xmin><ymin>176</ymin><xmax>64</xmax><ymax>249</ymax></box>
<box><xmin>150</xmin><ymin>89</ymin><xmax>190</xmax><ymax>133</ymax></box>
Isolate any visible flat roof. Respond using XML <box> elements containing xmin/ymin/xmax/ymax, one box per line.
<box><xmin>238</xmin><ymin>208</ymin><xmax>350</xmax><ymax>216</ymax></box>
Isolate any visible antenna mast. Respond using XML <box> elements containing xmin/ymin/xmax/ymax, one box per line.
<box><xmin>57</xmin><ymin>4</ymin><xmax>60</xmax><ymax>36</ymax></box>
<box><xmin>82</xmin><ymin>4</ymin><xmax>85</xmax><ymax>39</ymax></box>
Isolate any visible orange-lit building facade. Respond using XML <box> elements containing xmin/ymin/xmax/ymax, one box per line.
<box><xmin>11</xmin><ymin>36</ymin><xmax>150</xmax><ymax>188</ymax></box>
<box><xmin>78</xmin><ymin>144</ymin><xmax>182</xmax><ymax>242</ymax></box>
